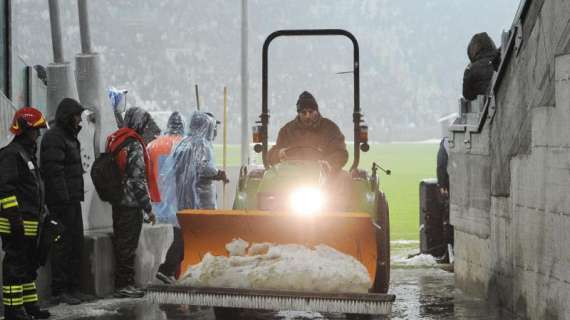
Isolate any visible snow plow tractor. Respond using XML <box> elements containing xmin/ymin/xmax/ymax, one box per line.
<box><xmin>147</xmin><ymin>29</ymin><xmax>394</xmax><ymax>318</ymax></box>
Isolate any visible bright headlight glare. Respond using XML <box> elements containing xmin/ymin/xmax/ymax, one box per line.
<box><xmin>289</xmin><ymin>187</ymin><xmax>325</xmax><ymax>215</ymax></box>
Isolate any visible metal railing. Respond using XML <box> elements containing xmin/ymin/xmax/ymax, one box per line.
<box><xmin>449</xmin><ymin>0</ymin><xmax>532</xmax><ymax>150</ymax></box>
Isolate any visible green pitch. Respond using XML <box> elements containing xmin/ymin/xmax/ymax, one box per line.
<box><xmin>214</xmin><ymin>142</ymin><xmax>438</xmax><ymax>240</ymax></box>
<box><xmin>357</xmin><ymin>143</ymin><xmax>438</xmax><ymax>240</ymax></box>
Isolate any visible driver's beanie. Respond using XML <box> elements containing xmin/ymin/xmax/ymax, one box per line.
<box><xmin>296</xmin><ymin>91</ymin><xmax>318</xmax><ymax>112</ymax></box>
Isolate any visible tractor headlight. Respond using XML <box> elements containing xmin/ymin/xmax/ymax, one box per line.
<box><xmin>289</xmin><ymin>187</ymin><xmax>325</xmax><ymax>215</ymax></box>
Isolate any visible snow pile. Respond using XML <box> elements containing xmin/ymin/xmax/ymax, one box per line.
<box><xmin>394</xmin><ymin>253</ymin><xmax>438</xmax><ymax>266</ymax></box>
<box><xmin>179</xmin><ymin>239</ymin><xmax>371</xmax><ymax>293</ymax></box>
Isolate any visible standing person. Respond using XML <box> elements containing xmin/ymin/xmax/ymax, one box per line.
<box><xmin>437</xmin><ymin>136</ymin><xmax>453</xmax><ymax>262</ymax></box>
<box><xmin>40</xmin><ymin>98</ymin><xmax>93</xmax><ymax>305</ymax></box>
<box><xmin>436</xmin><ymin>137</ymin><xmax>449</xmax><ymax>196</ymax></box>
<box><xmin>0</xmin><ymin>107</ymin><xmax>51</xmax><ymax>319</ymax></box>
<box><xmin>147</xmin><ymin>112</ymin><xmax>186</xmax><ymax>284</ymax></box>
<box><xmin>162</xmin><ymin>111</ymin><xmax>227</xmax><ymax>212</ymax></box>
<box><xmin>105</xmin><ymin>107</ymin><xmax>159</xmax><ymax>298</ymax></box>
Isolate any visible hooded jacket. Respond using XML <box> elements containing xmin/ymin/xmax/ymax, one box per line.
<box><xmin>463</xmin><ymin>32</ymin><xmax>501</xmax><ymax>100</ymax></box>
<box><xmin>40</xmin><ymin>98</ymin><xmax>85</xmax><ymax>205</ymax></box>
<box><xmin>147</xmin><ymin>112</ymin><xmax>185</xmax><ymax>214</ymax></box>
<box><xmin>267</xmin><ymin>115</ymin><xmax>348</xmax><ymax>171</ymax></box>
<box><xmin>159</xmin><ymin>111</ymin><xmax>219</xmax><ymax>217</ymax></box>
<box><xmin>147</xmin><ymin>112</ymin><xmax>185</xmax><ymax>182</ymax></box>
<box><xmin>106</xmin><ymin>107</ymin><xmax>160</xmax><ymax>212</ymax></box>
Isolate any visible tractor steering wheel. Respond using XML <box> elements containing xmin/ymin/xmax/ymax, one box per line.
<box><xmin>282</xmin><ymin>146</ymin><xmax>324</xmax><ymax>162</ymax></box>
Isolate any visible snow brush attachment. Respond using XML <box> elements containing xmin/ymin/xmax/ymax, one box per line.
<box><xmin>146</xmin><ymin>285</ymin><xmax>395</xmax><ymax>315</ymax></box>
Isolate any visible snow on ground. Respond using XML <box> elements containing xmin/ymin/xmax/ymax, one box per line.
<box><xmin>391</xmin><ymin>240</ymin><xmax>420</xmax><ymax>245</ymax></box>
<box><xmin>47</xmin><ymin>297</ymin><xmax>131</xmax><ymax>319</ymax></box>
<box><xmin>178</xmin><ymin>239</ymin><xmax>372</xmax><ymax>293</ymax></box>
<box><xmin>274</xmin><ymin>311</ymin><xmax>324</xmax><ymax>319</ymax></box>
<box><xmin>393</xmin><ymin>252</ymin><xmax>438</xmax><ymax>267</ymax></box>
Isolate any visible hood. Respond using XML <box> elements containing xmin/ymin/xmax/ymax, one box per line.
<box><xmin>165</xmin><ymin>111</ymin><xmax>185</xmax><ymax>135</ymax></box>
<box><xmin>188</xmin><ymin>111</ymin><xmax>217</xmax><ymax>142</ymax></box>
<box><xmin>124</xmin><ymin>107</ymin><xmax>151</xmax><ymax>135</ymax></box>
<box><xmin>467</xmin><ymin>32</ymin><xmax>498</xmax><ymax>62</ymax></box>
<box><xmin>55</xmin><ymin>98</ymin><xmax>84</xmax><ymax>132</ymax></box>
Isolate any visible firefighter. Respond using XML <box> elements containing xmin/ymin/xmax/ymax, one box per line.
<box><xmin>0</xmin><ymin>107</ymin><xmax>51</xmax><ymax>319</ymax></box>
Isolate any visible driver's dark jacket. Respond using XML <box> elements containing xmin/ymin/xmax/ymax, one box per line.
<box><xmin>267</xmin><ymin>116</ymin><xmax>348</xmax><ymax>171</ymax></box>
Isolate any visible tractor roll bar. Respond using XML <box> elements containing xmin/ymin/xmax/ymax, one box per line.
<box><xmin>261</xmin><ymin>29</ymin><xmax>363</xmax><ymax>171</ymax></box>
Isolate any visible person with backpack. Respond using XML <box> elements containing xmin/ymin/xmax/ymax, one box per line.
<box><xmin>105</xmin><ymin>107</ymin><xmax>159</xmax><ymax>298</ymax></box>
<box><xmin>39</xmin><ymin>98</ymin><xmax>94</xmax><ymax>305</ymax></box>
<box><xmin>0</xmin><ymin>107</ymin><xmax>51</xmax><ymax>320</ymax></box>
<box><xmin>147</xmin><ymin>111</ymin><xmax>186</xmax><ymax>284</ymax></box>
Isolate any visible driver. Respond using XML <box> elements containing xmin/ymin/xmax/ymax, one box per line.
<box><xmin>267</xmin><ymin>91</ymin><xmax>348</xmax><ymax>171</ymax></box>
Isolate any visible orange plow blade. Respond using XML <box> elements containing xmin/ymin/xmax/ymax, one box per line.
<box><xmin>177</xmin><ymin>209</ymin><xmax>379</xmax><ymax>284</ymax></box>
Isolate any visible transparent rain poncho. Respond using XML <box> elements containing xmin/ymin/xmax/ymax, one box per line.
<box><xmin>156</xmin><ymin>111</ymin><xmax>219</xmax><ymax>225</ymax></box>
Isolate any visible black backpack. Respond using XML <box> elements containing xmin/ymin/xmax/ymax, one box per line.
<box><xmin>90</xmin><ymin>139</ymin><xmax>133</xmax><ymax>203</ymax></box>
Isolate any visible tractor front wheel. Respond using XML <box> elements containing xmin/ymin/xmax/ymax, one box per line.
<box><xmin>372</xmin><ymin>191</ymin><xmax>390</xmax><ymax>294</ymax></box>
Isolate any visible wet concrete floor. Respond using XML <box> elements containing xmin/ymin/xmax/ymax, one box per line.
<box><xmin>49</xmin><ymin>266</ymin><xmax>516</xmax><ymax>319</ymax></box>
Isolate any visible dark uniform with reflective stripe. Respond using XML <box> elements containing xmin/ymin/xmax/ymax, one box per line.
<box><xmin>0</xmin><ymin>138</ymin><xmax>44</xmax><ymax>315</ymax></box>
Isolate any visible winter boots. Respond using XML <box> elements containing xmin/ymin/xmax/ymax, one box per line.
<box><xmin>24</xmin><ymin>302</ymin><xmax>51</xmax><ymax>319</ymax></box>
<box><xmin>4</xmin><ymin>306</ymin><xmax>32</xmax><ymax>320</ymax></box>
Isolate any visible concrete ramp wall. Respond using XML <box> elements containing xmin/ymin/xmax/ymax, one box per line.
<box><xmin>450</xmin><ymin>1</ymin><xmax>570</xmax><ymax>319</ymax></box>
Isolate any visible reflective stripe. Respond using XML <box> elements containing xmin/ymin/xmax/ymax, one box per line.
<box><xmin>3</xmin><ymin>298</ymin><xmax>24</xmax><ymax>306</ymax></box>
<box><xmin>23</xmin><ymin>220</ymin><xmax>38</xmax><ymax>236</ymax></box>
<box><xmin>22</xmin><ymin>282</ymin><xmax>36</xmax><ymax>291</ymax></box>
<box><xmin>23</xmin><ymin>294</ymin><xmax>38</xmax><ymax>303</ymax></box>
<box><xmin>2</xmin><ymin>285</ymin><xmax>23</xmax><ymax>293</ymax></box>
<box><xmin>2</xmin><ymin>202</ymin><xmax>17</xmax><ymax>209</ymax></box>
<box><xmin>0</xmin><ymin>196</ymin><xmax>18</xmax><ymax>210</ymax></box>
<box><xmin>0</xmin><ymin>196</ymin><xmax>16</xmax><ymax>203</ymax></box>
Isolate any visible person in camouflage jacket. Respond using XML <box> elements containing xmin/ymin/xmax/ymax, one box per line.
<box><xmin>105</xmin><ymin>107</ymin><xmax>159</xmax><ymax>298</ymax></box>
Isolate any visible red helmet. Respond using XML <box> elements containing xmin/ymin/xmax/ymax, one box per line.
<box><xmin>10</xmin><ymin>107</ymin><xmax>48</xmax><ymax>135</ymax></box>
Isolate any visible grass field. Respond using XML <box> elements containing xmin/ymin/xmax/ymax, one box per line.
<box><xmin>213</xmin><ymin>142</ymin><xmax>438</xmax><ymax>240</ymax></box>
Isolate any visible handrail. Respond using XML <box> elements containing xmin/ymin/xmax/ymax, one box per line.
<box><xmin>449</xmin><ymin>0</ymin><xmax>532</xmax><ymax>147</ymax></box>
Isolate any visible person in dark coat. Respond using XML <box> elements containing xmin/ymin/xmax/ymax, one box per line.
<box><xmin>436</xmin><ymin>136</ymin><xmax>453</xmax><ymax>261</ymax></box>
<box><xmin>40</xmin><ymin>98</ymin><xmax>93</xmax><ymax>305</ymax></box>
<box><xmin>0</xmin><ymin>107</ymin><xmax>51</xmax><ymax>319</ymax></box>
<box><xmin>105</xmin><ymin>107</ymin><xmax>159</xmax><ymax>298</ymax></box>
<box><xmin>437</xmin><ymin>137</ymin><xmax>449</xmax><ymax>195</ymax></box>
<box><xmin>267</xmin><ymin>91</ymin><xmax>348</xmax><ymax>171</ymax></box>
<box><xmin>462</xmin><ymin>32</ymin><xmax>501</xmax><ymax>101</ymax></box>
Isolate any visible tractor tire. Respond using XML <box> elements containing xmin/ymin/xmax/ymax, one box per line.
<box><xmin>372</xmin><ymin>191</ymin><xmax>390</xmax><ymax>294</ymax></box>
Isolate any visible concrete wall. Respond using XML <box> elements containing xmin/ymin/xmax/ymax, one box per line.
<box><xmin>450</xmin><ymin>1</ymin><xmax>570</xmax><ymax>319</ymax></box>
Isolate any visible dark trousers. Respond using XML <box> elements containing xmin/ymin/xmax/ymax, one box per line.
<box><xmin>49</xmin><ymin>201</ymin><xmax>84</xmax><ymax>295</ymax></box>
<box><xmin>158</xmin><ymin>226</ymin><xmax>184</xmax><ymax>277</ymax></box>
<box><xmin>2</xmin><ymin>231</ymin><xmax>39</xmax><ymax>310</ymax></box>
<box><xmin>111</xmin><ymin>205</ymin><xmax>143</xmax><ymax>289</ymax></box>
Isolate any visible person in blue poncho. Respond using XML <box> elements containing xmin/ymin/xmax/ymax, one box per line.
<box><xmin>165</xmin><ymin>111</ymin><xmax>227</xmax><ymax>210</ymax></box>
<box><xmin>156</xmin><ymin>111</ymin><xmax>228</xmax><ymax>282</ymax></box>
